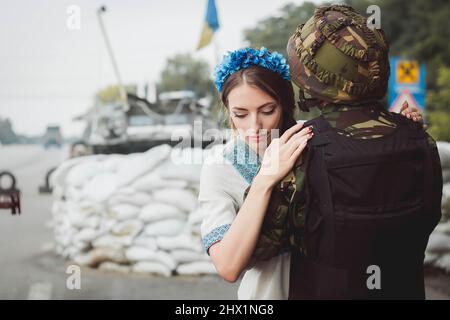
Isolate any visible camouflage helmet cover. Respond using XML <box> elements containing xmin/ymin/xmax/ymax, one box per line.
<box><xmin>287</xmin><ymin>4</ymin><xmax>390</xmax><ymax>105</ymax></box>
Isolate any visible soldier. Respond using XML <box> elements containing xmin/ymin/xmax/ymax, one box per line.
<box><xmin>281</xmin><ymin>4</ymin><xmax>443</xmax><ymax>299</ymax></box>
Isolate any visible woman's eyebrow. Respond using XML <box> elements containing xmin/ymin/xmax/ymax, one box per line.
<box><xmin>231</xmin><ymin>102</ymin><xmax>275</xmax><ymax>111</ymax></box>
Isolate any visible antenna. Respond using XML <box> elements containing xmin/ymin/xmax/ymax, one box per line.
<box><xmin>96</xmin><ymin>5</ymin><xmax>129</xmax><ymax>111</ymax></box>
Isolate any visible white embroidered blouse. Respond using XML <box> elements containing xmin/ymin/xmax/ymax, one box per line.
<box><xmin>198</xmin><ymin>136</ymin><xmax>291</xmax><ymax>300</ymax></box>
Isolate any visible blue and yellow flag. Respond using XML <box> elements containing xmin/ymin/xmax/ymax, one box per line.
<box><xmin>197</xmin><ymin>0</ymin><xmax>220</xmax><ymax>50</ymax></box>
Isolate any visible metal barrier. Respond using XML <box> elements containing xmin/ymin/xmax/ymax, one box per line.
<box><xmin>0</xmin><ymin>171</ymin><xmax>21</xmax><ymax>215</ymax></box>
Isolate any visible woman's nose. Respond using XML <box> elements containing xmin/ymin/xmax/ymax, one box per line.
<box><xmin>249</xmin><ymin>114</ymin><xmax>262</xmax><ymax>133</ymax></box>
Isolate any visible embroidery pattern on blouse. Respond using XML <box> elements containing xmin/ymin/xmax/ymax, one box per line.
<box><xmin>223</xmin><ymin>136</ymin><xmax>261</xmax><ymax>185</ymax></box>
<box><xmin>202</xmin><ymin>224</ymin><xmax>231</xmax><ymax>254</ymax></box>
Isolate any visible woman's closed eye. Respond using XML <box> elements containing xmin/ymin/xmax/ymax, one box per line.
<box><xmin>261</xmin><ymin>107</ymin><xmax>276</xmax><ymax>115</ymax></box>
<box><xmin>233</xmin><ymin>113</ymin><xmax>248</xmax><ymax>118</ymax></box>
<box><xmin>233</xmin><ymin>108</ymin><xmax>275</xmax><ymax>118</ymax></box>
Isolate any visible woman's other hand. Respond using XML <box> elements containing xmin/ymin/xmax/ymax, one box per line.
<box><xmin>400</xmin><ymin>101</ymin><xmax>423</xmax><ymax>123</ymax></box>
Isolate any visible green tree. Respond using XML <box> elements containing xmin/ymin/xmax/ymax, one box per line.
<box><xmin>96</xmin><ymin>84</ymin><xmax>137</xmax><ymax>105</ymax></box>
<box><xmin>0</xmin><ymin>117</ymin><xmax>18</xmax><ymax>144</ymax></box>
<box><xmin>427</xmin><ymin>66</ymin><xmax>450</xmax><ymax>141</ymax></box>
<box><xmin>158</xmin><ymin>53</ymin><xmax>215</xmax><ymax>98</ymax></box>
<box><xmin>243</xmin><ymin>1</ymin><xmax>319</xmax><ymax>56</ymax></box>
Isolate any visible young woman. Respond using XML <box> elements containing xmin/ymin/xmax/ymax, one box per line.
<box><xmin>198</xmin><ymin>47</ymin><xmax>423</xmax><ymax>299</ymax></box>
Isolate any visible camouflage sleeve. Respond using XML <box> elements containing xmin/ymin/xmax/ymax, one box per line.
<box><xmin>287</xmin><ymin>154</ymin><xmax>308</xmax><ymax>255</ymax></box>
<box><xmin>242</xmin><ymin>153</ymin><xmax>308</xmax><ymax>261</ymax></box>
<box><xmin>243</xmin><ymin>181</ymin><xmax>291</xmax><ymax>261</ymax></box>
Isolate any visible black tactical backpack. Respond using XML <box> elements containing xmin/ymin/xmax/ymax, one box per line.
<box><xmin>289</xmin><ymin>110</ymin><xmax>443</xmax><ymax>299</ymax></box>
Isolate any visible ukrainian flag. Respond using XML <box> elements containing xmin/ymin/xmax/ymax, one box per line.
<box><xmin>197</xmin><ymin>0</ymin><xmax>220</xmax><ymax>50</ymax></box>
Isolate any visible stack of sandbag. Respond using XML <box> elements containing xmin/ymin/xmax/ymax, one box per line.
<box><xmin>50</xmin><ymin>144</ymin><xmax>224</xmax><ymax>277</ymax></box>
<box><xmin>425</xmin><ymin>220</ymin><xmax>450</xmax><ymax>272</ymax></box>
<box><xmin>424</xmin><ymin>141</ymin><xmax>450</xmax><ymax>273</ymax></box>
<box><xmin>438</xmin><ymin>142</ymin><xmax>450</xmax><ymax>220</ymax></box>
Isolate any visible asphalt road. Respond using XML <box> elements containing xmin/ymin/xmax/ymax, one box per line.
<box><xmin>0</xmin><ymin>144</ymin><xmax>448</xmax><ymax>300</ymax></box>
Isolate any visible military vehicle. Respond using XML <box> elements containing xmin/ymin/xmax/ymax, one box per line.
<box><xmin>76</xmin><ymin>90</ymin><xmax>219</xmax><ymax>154</ymax></box>
<box><xmin>43</xmin><ymin>125</ymin><xmax>62</xmax><ymax>149</ymax></box>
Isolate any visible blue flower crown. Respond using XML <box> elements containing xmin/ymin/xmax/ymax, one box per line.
<box><xmin>214</xmin><ymin>47</ymin><xmax>291</xmax><ymax>92</ymax></box>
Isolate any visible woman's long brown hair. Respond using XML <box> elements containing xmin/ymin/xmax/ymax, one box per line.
<box><xmin>220</xmin><ymin>65</ymin><xmax>297</xmax><ymax>135</ymax></box>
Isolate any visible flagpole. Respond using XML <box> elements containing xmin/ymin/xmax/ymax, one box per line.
<box><xmin>213</xmin><ymin>33</ymin><xmax>220</xmax><ymax>66</ymax></box>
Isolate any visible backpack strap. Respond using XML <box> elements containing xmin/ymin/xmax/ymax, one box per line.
<box><xmin>302</xmin><ymin>116</ymin><xmax>336</xmax><ymax>265</ymax></box>
<box><xmin>304</xmin><ymin>116</ymin><xmax>332</xmax><ymax>147</ymax></box>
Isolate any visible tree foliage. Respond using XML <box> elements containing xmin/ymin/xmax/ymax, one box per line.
<box><xmin>158</xmin><ymin>53</ymin><xmax>214</xmax><ymax>98</ymax></box>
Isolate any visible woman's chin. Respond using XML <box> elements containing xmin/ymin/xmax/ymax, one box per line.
<box><xmin>247</xmin><ymin>138</ymin><xmax>269</xmax><ymax>155</ymax></box>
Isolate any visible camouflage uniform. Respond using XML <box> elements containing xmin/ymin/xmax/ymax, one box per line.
<box><xmin>244</xmin><ymin>4</ymin><xmax>435</xmax><ymax>262</ymax></box>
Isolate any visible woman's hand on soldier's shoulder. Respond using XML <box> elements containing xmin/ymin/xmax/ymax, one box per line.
<box><xmin>256</xmin><ymin>122</ymin><xmax>313</xmax><ymax>189</ymax></box>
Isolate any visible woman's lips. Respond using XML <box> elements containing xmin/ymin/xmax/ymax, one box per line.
<box><xmin>249</xmin><ymin>135</ymin><xmax>266</xmax><ymax>142</ymax></box>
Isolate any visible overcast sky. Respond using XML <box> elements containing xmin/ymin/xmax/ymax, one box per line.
<box><xmin>0</xmin><ymin>0</ymin><xmax>324</xmax><ymax>137</ymax></box>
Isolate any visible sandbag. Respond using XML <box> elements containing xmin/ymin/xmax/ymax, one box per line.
<box><xmin>443</xmin><ymin>184</ymin><xmax>450</xmax><ymax>219</ymax></box>
<box><xmin>157</xmin><ymin>161</ymin><xmax>202</xmax><ymax>183</ymax></box>
<box><xmin>115</xmin><ymin>144</ymin><xmax>171</xmax><ymax>186</ymax></box>
<box><xmin>109</xmin><ymin>191</ymin><xmax>153</xmax><ymax>207</ymax></box>
<box><xmin>434</xmin><ymin>253</ymin><xmax>450</xmax><ymax>272</ymax></box>
<box><xmin>143</xmin><ymin>219</ymin><xmax>186</xmax><ymax>237</ymax></box>
<box><xmin>125</xmin><ymin>247</ymin><xmax>176</xmax><ymax>270</ymax></box>
<box><xmin>132</xmin><ymin>261</ymin><xmax>172</xmax><ymax>277</ymax></box>
<box><xmin>156</xmin><ymin>233</ymin><xmax>203</xmax><ymax>252</ymax></box>
<box><xmin>75</xmin><ymin>200</ymin><xmax>105</xmax><ymax>216</ymax></box>
<box><xmin>111</xmin><ymin>219</ymin><xmax>143</xmax><ymax>238</ymax></box>
<box><xmin>170</xmin><ymin>249</ymin><xmax>209</xmax><ymax>264</ymax></box>
<box><xmin>434</xmin><ymin>220</ymin><xmax>450</xmax><ymax>235</ymax></box>
<box><xmin>98</xmin><ymin>261</ymin><xmax>131</xmax><ymax>274</ymax></box>
<box><xmin>424</xmin><ymin>252</ymin><xmax>439</xmax><ymax>265</ymax></box>
<box><xmin>66</xmin><ymin>186</ymin><xmax>83</xmax><ymax>202</ymax></box>
<box><xmin>50</xmin><ymin>156</ymin><xmax>96</xmax><ymax>189</ymax></box>
<box><xmin>102</xmin><ymin>155</ymin><xmax>126</xmax><ymax>172</ymax></box>
<box><xmin>133</xmin><ymin>236</ymin><xmax>158</xmax><ymax>251</ymax></box>
<box><xmin>66</xmin><ymin>161</ymin><xmax>108</xmax><ymax>188</ymax></box>
<box><xmin>132</xmin><ymin>173</ymin><xmax>189</xmax><ymax>193</ymax></box>
<box><xmin>107</xmin><ymin>204</ymin><xmax>140</xmax><ymax>221</ymax></box>
<box><xmin>176</xmin><ymin>261</ymin><xmax>216</xmax><ymax>275</ymax></box>
<box><xmin>443</xmin><ymin>169</ymin><xmax>450</xmax><ymax>184</ymax></box>
<box><xmin>437</xmin><ymin>141</ymin><xmax>450</xmax><ymax>169</ymax></box>
<box><xmin>81</xmin><ymin>173</ymin><xmax>119</xmax><ymax>203</ymax></box>
<box><xmin>68</xmin><ymin>214</ymin><xmax>101</xmax><ymax>229</ymax></box>
<box><xmin>92</xmin><ymin>234</ymin><xmax>134</xmax><ymax>249</ymax></box>
<box><xmin>72</xmin><ymin>227</ymin><xmax>101</xmax><ymax>243</ymax></box>
<box><xmin>73</xmin><ymin>247</ymin><xmax>127</xmax><ymax>267</ymax></box>
<box><xmin>153</xmin><ymin>188</ymin><xmax>198</xmax><ymax>212</ymax></box>
<box><xmin>139</xmin><ymin>203</ymin><xmax>186</xmax><ymax>223</ymax></box>
<box><xmin>426</xmin><ymin>232</ymin><xmax>450</xmax><ymax>254</ymax></box>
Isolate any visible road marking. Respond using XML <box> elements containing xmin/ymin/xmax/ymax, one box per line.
<box><xmin>27</xmin><ymin>282</ymin><xmax>52</xmax><ymax>300</ymax></box>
